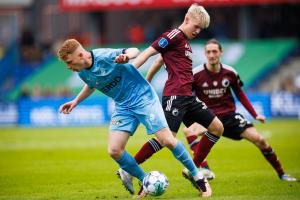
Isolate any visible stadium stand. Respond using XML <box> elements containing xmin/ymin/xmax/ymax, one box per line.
<box><xmin>4</xmin><ymin>39</ymin><xmax>297</xmax><ymax>101</ymax></box>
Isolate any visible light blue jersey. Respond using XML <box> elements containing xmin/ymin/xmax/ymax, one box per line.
<box><xmin>79</xmin><ymin>48</ymin><xmax>168</xmax><ymax>134</ymax></box>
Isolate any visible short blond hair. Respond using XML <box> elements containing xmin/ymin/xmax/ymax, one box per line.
<box><xmin>186</xmin><ymin>3</ymin><xmax>210</xmax><ymax>29</ymax></box>
<box><xmin>57</xmin><ymin>39</ymin><xmax>81</xmax><ymax>61</ymax></box>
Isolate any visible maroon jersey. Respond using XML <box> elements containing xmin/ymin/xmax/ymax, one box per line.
<box><xmin>151</xmin><ymin>29</ymin><xmax>193</xmax><ymax>96</ymax></box>
<box><xmin>193</xmin><ymin>63</ymin><xmax>257</xmax><ymax>118</ymax></box>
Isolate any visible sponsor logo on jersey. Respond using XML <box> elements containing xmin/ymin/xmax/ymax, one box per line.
<box><xmin>111</xmin><ymin>119</ymin><xmax>122</xmax><ymax>125</ymax></box>
<box><xmin>203</xmin><ymin>88</ymin><xmax>227</xmax><ymax>98</ymax></box>
<box><xmin>100</xmin><ymin>76</ymin><xmax>121</xmax><ymax>93</ymax></box>
<box><xmin>158</xmin><ymin>38</ymin><xmax>168</xmax><ymax>48</ymax></box>
<box><xmin>202</xmin><ymin>82</ymin><xmax>209</xmax><ymax>87</ymax></box>
<box><xmin>213</xmin><ymin>81</ymin><xmax>218</xmax><ymax>86</ymax></box>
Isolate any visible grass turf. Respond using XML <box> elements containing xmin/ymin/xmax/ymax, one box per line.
<box><xmin>0</xmin><ymin>119</ymin><xmax>299</xmax><ymax>199</ymax></box>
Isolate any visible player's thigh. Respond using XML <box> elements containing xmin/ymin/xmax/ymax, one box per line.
<box><xmin>240</xmin><ymin>126</ymin><xmax>265</xmax><ymax>145</ymax></box>
<box><xmin>135</xmin><ymin>99</ymin><xmax>169</xmax><ymax>135</ymax></box>
<box><xmin>108</xmin><ymin>130</ymin><xmax>131</xmax><ymax>153</ymax></box>
<box><xmin>109</xmin><ymin>109</ymin><xmax>139</xmax><ymax>136</ymax></box>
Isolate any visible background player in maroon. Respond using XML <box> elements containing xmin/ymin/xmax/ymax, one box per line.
<box><xmin>117</xmin><ymin>4</ymin><xmax>224</xmax><ymax>197</ymax></box>
<box><xmin>184</xmin><ymin>39</ymin><xmax>297</xmax><ymax>182</ymax></box>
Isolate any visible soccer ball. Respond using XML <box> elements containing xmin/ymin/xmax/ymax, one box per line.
<box><xmin>142</xmin><ymin>171</ymin><xmax>169</xmax><ymax>196</ymax></box>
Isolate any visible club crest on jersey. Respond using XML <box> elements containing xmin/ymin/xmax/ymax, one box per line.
<box><xmin>222</xmin><ymin>78</ymin><xmax>230</xmax><ymax>87</ymax></box>
<box><xmin>172</xmin><ymin>108</ymin><xmax>179</xmax><ymax>116</ymax></box>
<box><xmin>158</xmin><ymin>38</ymin><xmax>168</xmax><ymax>48</ymax></box>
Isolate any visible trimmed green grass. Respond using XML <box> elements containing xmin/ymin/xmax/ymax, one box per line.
<box><xmin>0</xmin><ymin>119</ymin><xmax>300</xmax><ymax>199</ymax></box>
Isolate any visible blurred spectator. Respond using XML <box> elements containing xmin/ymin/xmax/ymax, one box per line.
<box><xmin>144</xmin><ymin>19</ymin><xmax>157</xmax><ymax>43</ymax></box>
<box><xmin>294</xmin><ymin>73</ymin><xmax>300</xmax><ymax>92</ymax></box>
<box><xmin>31</xmin><ymin>84</ymin><xmax>42</xmax><ymax>99</ymax></box>
<box><xmin>19</xmin><ymin>85</ymin><xmax>30</xmax><ymax>99</ymax></box>
<box><xmin>127</xmin><ymin>23</ymin><xmax>145</xmax><ymax>44</ymax></box>
<box><xmin>19</xmin><ymin>28</ymin><xmax>42</xmax><ymax>63</ymax></box>
<box><xmin>42</xmin><ymin>86</ymin><xmax>54</xmax><ymax>98</ymax></box>
<box><xmin>67</xmin><ymin>30</ymin><xmax>90</xmax><ymax>47</ymax></box>
<box><xmin>280</xmin><ymin>75</ymin><xmax>299</xmax><ymax>93</ymax></box>
<box><xmin>212</xmin><ymin>13</ymin><xmax>229</xmax><ymax>40</ymax></box>
<box><xmin>55</xmin><ymin>86</ymin><xmax>72</xmax><ymax>97</ymax></box>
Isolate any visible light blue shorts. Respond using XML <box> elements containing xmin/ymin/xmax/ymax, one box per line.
<box><xmin>109</xmin><ymin>99</ymin><xmax>168</xmax><ymax>135</ymax></box>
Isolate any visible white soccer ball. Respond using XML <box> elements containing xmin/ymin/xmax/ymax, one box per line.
<box><xmin>142</xmin><ymin>171</ymin><xmax>169</xmax><ymax>196</ymax></box>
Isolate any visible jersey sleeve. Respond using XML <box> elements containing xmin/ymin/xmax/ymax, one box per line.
<box><xmin>151</xmin><ymin>29</ymin><xmax>180</xmax><ymax>54</ymax></box>
<box><xmin>231</xmin><ymin>74</ymin><xmax>257</xmax><ymax>118</ymax></box>
<box><xmin>78</xmin><ymin>72</ymin><xmax>94</xmax><ymax>89</ymax></box>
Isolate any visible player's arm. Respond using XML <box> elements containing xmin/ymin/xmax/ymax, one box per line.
<box><xmin>115</xmin><ymin>48</ymin><xmax>140</xmax><ymax>63</ymax></box>
<box><xmin>146</xmin><ymin>56</ymin><xmax>164</xmax><ymax>82</ymax></box>
<box><xmin>132</xmin><ymin>46</ymin><xmax>159</xmax><ymax>69</ymax></box>
<box><xmin>59</xmin><ymin>84</ymin><xmax>95</xmax><ymax>114</ymax></box>
<box><xmin>233</xmin><ymin>85</ymin><xmax>265</xmax><ymax>123</ymax></box>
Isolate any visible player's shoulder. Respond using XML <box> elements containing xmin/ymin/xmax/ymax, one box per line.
<box><xmin>193</xmin><ymin>64</ymin><xmax>205</xmax><ymax>75</ymax></box>
<box><xmin>222</xmin><ymin>63</ymin><xmax>239</xmax><ymax>75</ymax></box>
<box><xmin>162</xmin><ymin>28</ymin><xmax>182</xmax><ymax>40</ymax></box>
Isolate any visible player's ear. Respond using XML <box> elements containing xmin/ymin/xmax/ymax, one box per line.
<box><xmin>184</xmin><ymin>16</ymin><xmax>189</xmax><ymax>24</ymax></box>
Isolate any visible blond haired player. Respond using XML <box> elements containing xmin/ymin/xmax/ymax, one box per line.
<box><xmin>118</xmin><ymin>4</ymin><xmax>220</xmax><ymax>197</ymax></box>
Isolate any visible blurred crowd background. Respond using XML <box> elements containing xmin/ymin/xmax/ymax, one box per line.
<box><xmin>0</xmin><ymin>0</ymin><xmax>300</xmax><ymax>126</ymax></box>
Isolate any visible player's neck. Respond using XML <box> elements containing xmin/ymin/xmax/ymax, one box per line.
<box><xmin>84</xmin><ymin>51</ymin><xmax>93</xmax><ymax>69</ymax></box>
<box><xmin>206</xmin><ymin>63</ymin><xmax>221</xmax><ymax>73</ymax></box>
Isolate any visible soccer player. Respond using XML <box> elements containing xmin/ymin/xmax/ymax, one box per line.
<box><xmin>57</xmin><ymin>39</ymin><xmax>211</xmax><ymax>198</ymax></box>
<box><xmin>117</xmin><ymin>3</ymin><xmax>223</xmax><ymax>196</ymax></box>
<box><xmin>183</xmin><ymin>39</ymin><xmax>297</xmax><ymax>181</ymax></box>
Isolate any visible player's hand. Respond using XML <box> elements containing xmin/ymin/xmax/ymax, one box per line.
<box><xmin>59</xmin><ymin>100</ymin><xmax>78</xmax><ymax>114</ymax></box>
<box><xmin>114</xmin><ymin>54</ymin><xmax>129</xmax><ymax>63</ymax></box>
<box><xmin>256</xmin><ymin>115</ymin><xmax>266</xmax><ymax>123</ymax></box>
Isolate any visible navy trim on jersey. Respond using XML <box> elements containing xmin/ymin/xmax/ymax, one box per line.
<box><xmin>86</xmin><ymin>51</ymin><xmax>95</xmax><ymax>70</ymax></box>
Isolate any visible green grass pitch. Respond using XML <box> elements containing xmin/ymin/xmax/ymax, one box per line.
<box><xmin>0</xmin><ymin>119</ymin><xmax>299</xmax><ymax>200</ymax></box>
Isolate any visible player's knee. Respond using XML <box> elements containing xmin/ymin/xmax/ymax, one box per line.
<box><xmin>208</xmin><ymin>118</ymin><xmax>224</xmax><ymax>136</ymax></box>
<box><xmin>257</xmin><ymin>136</ymin><xmax>268</xmax><ymax>148</ymax></box>
<box><xmin>108</xmin><ymin>147</ymin><xmax>123</xmax><ymax>159</ymax></box>
<box><xmin>183</xmin><ymin>127</ymin><xmax>192</xmax><ymax>137</ymax></box>
<box><xmin>158</xmin><ymin>136</ymin><xmax>176</xmax><ymax>149</ymax></box>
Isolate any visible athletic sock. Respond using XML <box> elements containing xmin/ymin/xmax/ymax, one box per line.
<box><xmin>134</xmin><ymin>138</ymin><xmax>162</xmax><ymax>164</ymax></box>
<box><xmin>261</xmin><ymin>146</ymin><xmax>284</xmax><ymax>176</ymax></box>
<box><xmin>186</xmin><ymin>135</ymin><xmax>211</xmax><ymax>169</ymax></box>
<box><xmin>199</xmin><ymin>160</ymin><xmax>210</xmax><ymax>169</ymax></box>
<box><xmin>193</xmin><ymin>131</ymin><xmax>219</xmax><ymax>167</ymax></box>
<box><xmin>186</xmin><ymin>135</ymin><xmax>199</xmax><ymax>153</ymax></box>
<box><xmin>171</xmin><ymin>141</ymin><xmax>200</xmax><ymax>177</ymax></box>
<box><xmin>116</xmin><ymin>151</ymin><xmax>145</xmax><ymax>182</ymax></box>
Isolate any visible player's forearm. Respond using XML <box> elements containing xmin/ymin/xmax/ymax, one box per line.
<box><xmin>124</xmin><ymin>48</ymin><xmax>140</xmax><ymax>59</ymax></box>
<box><xmin>146</xmin><ymin>57</ymin><xmax>164</xmax><ymax>82</ymax></box>
<box><xmin>74</xmin><ymin>84</ymin><xmax>95</xmax><ymax>104</ymax></box>
<box><xmin>132</xmin><ymin>46</ymin><xmax>158</xmax><ymax>69</ymax></box>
